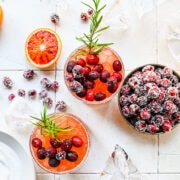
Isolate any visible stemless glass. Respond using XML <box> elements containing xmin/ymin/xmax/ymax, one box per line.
<box><xmin>30</xmin><ymin>113</ymin><xmax>90</xmax><ymax>174</ymax></box>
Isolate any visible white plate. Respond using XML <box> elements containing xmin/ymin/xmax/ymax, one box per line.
<box><xmin>0</xmin><ymin>131</ymin><xmax>36</xmax><ymax>180</ymax></box>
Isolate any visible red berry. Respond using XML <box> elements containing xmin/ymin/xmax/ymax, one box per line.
<box><xmin>50</xmin><ymin>138</ymin><xmax>61</xmax><ymax>148</ymax></box>
<box><xmin>37</xmin><ymin>147</ymin><xmax>46</xmax><ymax>159</ymax></box>
<box><xmin>72</xmin><ymin>136</ymin><xmax>83</xmax><ymax>147</ymax></box>
<box><xmin>66</xmin><ymin>151</ymin><xmax>78</xmax><ymax>162</ymax></box>
<box><xmin>108</xmin><ymin>83</ymin><xmax>119</xmax><ymax>93</ymax></box>
<box><xmin>86</xmin><ymin>91</ymin><xmax>94</xmax><ymax>101</ymax></box>
<box><xmin>92</xmin><ymin>64</ymin><xmax>104</xmax><ymax>72</ymax></box>
<box><xmin>100</xmin><ymin>70</ymin><xmax>110</xmax><ymax>82</ymax></box>
<box><xmin>88</xmin><ymin>9</ymin><xmax>93</xmax><ymax>15</ymax></box>
<box><xmin>28</xmin><ymin>89</ymin><xmax>37</xmax><ymax>98</ymax></box>
<box><xmin>147</xmin><ymin>124</ymin><xmax>159</xmax><ymax>133</ymax></box>
<box><xmin>61</xmin><ymin>139</ymin><xmax>73</xmax><ymax>151</ymax></box>
<box><xmin>8</xmin><ymin>93</ymin><xmax>15</xmax><ymax>101</ymax></box>
<box><xmin>51</xmin><ymin>81</ymin><xmax>59</xmax><ymax>91</ymax></box>
<box><xmin>94</xmin><ymin>92</ymin><xmax>106</xmax><ymax>101</ymax></box>
<box><xmin>3</xmin><ymin>76</ymin><xmax>13</xmax><ymax>89</ymax></box>
<box><xmin>80</xmin><ymin>12</ymin><xmax>88</xmax><ymax>22</ymax></box>
<box><xmin>32</xmin><ymin>138</ymin><xmax>42</xmax><ymax>148</ymax></box>
<box><xmin>162</xmin><ymin>120</ymin><xmax>172</xmax><ymax>132</ymax></box>
<box><xmin>112</xmin><ymin>72</ymin><xmax>122</xmax><ymax>82</ymax></box>
<box><xmin>86</xmin><ymin>54</ymin><xmax>99</xmax><ymax>65</ymax></box>
<box><xmin>46</xmin><ymin>147</ymin><xmax>57</xmax><ymax>158</ymax></box>
<box><xmin>51</xmin><ymin>14</ymin><xmax>60</xmax><ymax>25</ymax></box>
<box><xmin>113</xmin><ymin>60</ymin><xmax>122</xmax><ymax>72</ymax></box>
<box><xmin>77</xmin><ymin>58</ymin><xmax>86</xmax><ymax>67</ymax></box>
<box><xmin>18</xmin><ymin>89</ymin><xmax>26</xmax><ymax>97</ymax></box>
<box><xmin>23</xmin><ymin>69</ymin><xmax>35</xmax><ymax>80</ymax></box>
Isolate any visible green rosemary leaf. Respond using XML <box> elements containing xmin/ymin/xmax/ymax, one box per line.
<box><xmin>95</xmin><ymin>26</ymin><xmax>109</xmax><ymax>34</ymax></box>
<box><xmin>81</xmin><ymin>2</ymin><xmax>94</xmax><ymax>10</ymax></box>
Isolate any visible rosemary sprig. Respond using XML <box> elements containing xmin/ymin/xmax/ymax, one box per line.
<box><xmin>76</xmin><ymin>0</ymin><xmax>113</xmax><ymax>55</ymax></box>
<box><xmin>31</xmin><ymin>106</ymin><xmax>73</xmax><ymax>140</ymax></box>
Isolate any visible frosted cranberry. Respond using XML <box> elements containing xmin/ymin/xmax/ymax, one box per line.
<box><xmin>32</xmin><ymin>138</ymin><xmax>42</xmax><ymax>148</ymax></box>
<box><xmin>86</xmin><ymin>91</ymin><xmax>94</xmax><ymax>101</ymax></box>
<box><xmin>3</xmin><ymin>76</ymin><xmax>13</xmax><ymax>89</ymax></box>
<box><xmin>137</xmin><ymin>96</ymin><xmax>147</xmax><ymax>107</ymax></box>
<box><xmin>72</xmin><ymin>136</ymin><xmax>83</xmax><ymax>147</ymax></box>
<box><xmin>121</xmin><ymin>84</ymin><xmax>131</xmax><ymax>95</ymax></box>
<box><xmin>108</xmin><ymin>83</ymin><xmax>119</xmax><ymax>93</ymax></box>
<box><xmin>119</xmin><ymin>95</ymin><xmax>129</xmax><ymax>106</ymax></box>
<box><xmin>129</xmin><ymin>104</ymin><xmax>139</xmax><ymax>115</ymax></box>
<box><xmin>92</xmin><ymin>64</ymin><xmax>103</xmax><ymax>72</ymax></box>
<box><xmin>8</xmin><ymin>93</ymin><xmax>15</xmax><ymax>101</ymax></box>
<box><xmin>94</xmin><ymin>92</ymin><xmax>106</xmax><ymax>101</ymax></box>
<box><xmin>140</xmin><ymin>108</ymin><xmax>151</xmax><ymax>120</ymax></box>
<box><xmin>128</xmin><ymin>76</ymin><xmax>140</xmax><ymax>89</ymax></box>
<box><xmin>132</xmin><ymin>71</ymin><xmax>143</xmax><ymax>79</ymax></box>
<box><xmin>69</xmin><ymin>81</ymin><xmax>83</xmax><ymax>93</ymax></box>
<box><xmin>67</xmin><ymin>60</ymin><xmax>76</xmax><ymax>73</ymax></box>
<box><xmin>87</xmin><ymin>71</ymin><xmax>99</xmax><ymax>80</ymax></box>
<box><xmin>76</xmin><ymin>88</ymin><xmax>87</xmax><ymax>97</ymax></box>
<box><xmin>142</xmin><ymin>65</ymin><xmax>154</xmax><ymax>72</ymax></box>
<box><xmin>135</xmin><ymin>120</ymin><xmax>147</xmax><ymax>132</ymax></box>
<box><xmin>72</xmin><ymin>65</ymin><xmax>84</xmax><ymax>79</ymax></box>
<box><xmin>149</xmin><ymin>100</ymin><xmax>162</xmax><ymax>113</ymax></box>
<box><xmin>23</xmin><ymin>69</ymin><xmax>35</xmax><ymax>80</ymax></box>
<box><xmin>112</xmin><ymin>72</ymin><xmax>122</xmax><ymax>82</ymax></box>
<box><xmin>143</xmin><ymin>71</ymin><xmax>158</xmax><ymax>83</ymax></box>
<box><xmin>39</xmin><ymin>89</ymin><xmax>48</xmax><ymax>99</ymax></box>
<box><xmin>51</xmin><ymin>81</ymin><xmax>59</xmax><ymax>91</ymax></box>
<box><xmin>147</xmin><ymin>87</ymin><xmax>160</xmax><ymax>99</ymax></box>
<box><xmin>50</xmin><ymin>138</ymin><xmax>61</xmax><ymax>148</ymax></box>
<box><xmin>40</xmin><ymin>78</ymin><xmax>52</xmax><ymax>89</ymax></box>
<box><xmin>56</xmin><ymin>151</ymin><xmax>66</xmax><ymax>160</ymax></box>
<box><xmin>121</xmin><ymin>105</ymin><xmax>130</xmax><ymax>117</ymax></box>
<box><xmin>147</xmin><ymin>124</ymin><xmax>159</xmax><ymax>133</ymax></box>
<box><xmin>51</xmin><ymin>14</ymin><xmax>60</xmax><ymax>24</ymax></box>
<box><xmin>174</xmin><ymin>111</ymin><xmax>180</xmax><ymax>121</ymax></box>
<box><xmin>170</xmin><ymin>75</ymin><xmax>179</xmax><ymax>85</ymax></box>
<box><xmin>37</xmin><ymin>148</ymin><xmax>46</xmax><ymax>159</ymax></box>
<box><xmin>160</xmin><ymin>78</ymin><xmax>172</xmax><ymax>88</ymax></box>
<box><xmin>151</xmin><ymin>115</ymin><xmax>164</xmax><ymax>126</ymax></box>
<box><xmin>157</xmin><ymin>87</ymin><xmax>166</xmax><ymax>102</ymax></box>
<box><xmin>43</xmin><ymin>97</ymin><xmax>53</xmax><ymax>108</ymax></box>
<box><xmin>84</xmin><ymin>80</ymin><xmax>95</xmax><ymax>89</ymax></box>
<box><xmin>167</xmin><ymin>87</ymin><xmax>178</xmax><ymax>99</ymax></box>
<box><xmin>81</xmin><ymin>12</ymin><xmax>88</xmax><ymax>22</ymax></box>
<box><xmin>61</xmin><ymin>139</ymin><xmax>72</xmax><ymax>151</ymax></box>
<box><xmin>128</xmin><ymin>94</ymin><xmax>137</xmax><ymax>104</ymax></box>
<box><xmin>113</xmin><ymin>60</ymin><xmax>122</xmax><ymax>72</ymax></box>
<box><xmin>28</xmin><ymin>89</ymin><xmax>37</xmax><ymax>98</ymax></box>
<box><xmin>18</xmin><ymin>89</ymin><xmax>25</xmax><ymax>97</ymax></box>
<box><xmin>86</xmin><ymin>54</ymin><xmax>99</xmax><ymax>65</ymax></box>
<box><xmin>48</xmin><ymin>158</ymin><xmax>60</xmax><ymax>167</ymax></box>
<box><xmin>56</xmin><ymin>100</ymin><xmax>67</xmax><ymax>111</ymax></box>
<box><xmin>162</xmin><ymin>67</ymin><xmax>172</xmax><ymax>78</ymax></box>
<box><xmin>100</xmin><ymin>70</ymin><xmax>110</xmax><ymax>82</ymax></box>
<box><xmin>162</xmin><ymin>120</ymin><xmax>172</xmax><ymax>132</ymax></box>
<box><xmin>144</xmin><ymin>82</ymin><xmax>157</xmax><ymax>91</ymax></box>
<box><xmin>163</xmin><ymin>100</ymin><xmax>177</xmax><ymax>114</ymax></box>
<box><xmin>66</xmin><ymin>151</ymin><xmax>78</xmax><ymax>162</ymax></box>
<box><xmin>77</xmin><ymin>58</ymin><xmax>86</xmax><ymax>67</ymax></box>
<box><xmin>46</xmin><ymin>147</ymin><xmax>57</xmax><ymax>158</ymax></box>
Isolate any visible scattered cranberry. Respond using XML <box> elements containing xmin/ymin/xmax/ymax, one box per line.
<box><xmin>88</xmin><ymin>9</ymin><xmax>93</xmax><ymax>15</ymax></box>
<box><xmin>3</xmin><ymin>76</ymin><xmax>13</xmax><ymax>89</ymax></box>
<box><xmin>55</xmin><ymin>100</ymin><xmax>67</xmax><ymax>111</ymax></box>
<box><xmin>61</xmin><ymin>139</ymin><xmax>72</xmax><ymax>151</ymax></box>
<box><xmin>43</xmin><ymin>97</ymin><xmax>53</xmax><ymax>108</ymax></box>
<box><xmin>66</xmin><ymin>151</ymin><xmax>78</xmax><ymax>162</ymax></box>
<box><xmin>40</xmin><ymin>78</ymin><xmax>52</xmax><ymax>89</ymax></box>
<box><xmin>18</xmin><ymin>89</ymin><xmax>26</xmax><ymax>97</ymax></box>
<box><xmin>8</xmin><ymin>93</ymin><xmax>15</xmax><ymax>101</ymax></box>
<box><xmin>23</xmin><ymin>69</ymin><xmax>35</xmax><ymax>80</ymax></box>
<box><xmin>51</xmin><ymin>14</ymin><xmax>60</xmax><ymax>25</ymax></box>
<box><xmin>51</xmin><ymin>81</ymin><xmax>59</xmax><ymax>91</ymax></box>
<box><xmin>80</xmin><ymin>12</ymin><xmax>88</xmax><ymax>22</ymax></box>
<box><xmin>28</xmin><ymin>89</ymin><xmax>37</xmax><ymax>98</ymax></box>
<box><xmin>72</xmin><ymin>136</ymin><xmax>83</xmax><ymax>147</ymax></box>
<box><xmin>86</xmin><ymin>54</ymin><xmax>99</xmax><ymax>65</ymax></box>
<box><xmin>113</xmin><ymin>60</ymin><xmax>122</xmax><ymax>72</ymax></box>
<box><xmin>39</xmin><ymin>89</ymin><xmax>48</xmax><ymax>99</ymax></box>
<box><xmin>32</xmin><ymin>138</ymin><xmax>42</xmax><ymax>148</ymax></box>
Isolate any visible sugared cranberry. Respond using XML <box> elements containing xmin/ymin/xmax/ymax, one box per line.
<box><xmin>149</xmin><ymin>100</ymin><xmax>162</xmax><ymax>113</ymax></box>
<box><xmin>100</xmin><ymin>70</ymin><xmax>110</xmax><ymax>82</ymax></box>
<box><xmin>43</xmin><ymin>97</ymin><xmax>53</xmax><ymax>108</ymax></box>
<box><xmin>77</xmin><ymin>58</ymin><xmax>86</xmax><ymax>67</ymax></box>
<box><xmin>86</xmin><ymin>91</ymin><xmax>94</xmax><ymax>101</ymax></box>
<box><xmin>72</xmin><ymin>65</ymin><xmax>84</xmax><ymax>79</ymax></box>
<box><xmin>8</xmin><ymin>93</ymin><xmax>15</xmax><ymax>101</ymax></box>
<box><xmin>151</xmin><ymin>115</ymin><xmax>164</xmax><ymax>126</ymax></box>
<box><xmin>66</xmin><ymin>73</ymin><xmax>74</xmax><ymax>82</ymax></box>
<box><xmin>162</xmin><ymin>120</ymin><xmax>172</xmax><ymax>132</ymax></box>
<box><xmin>137</xmin><ymin>96</ymin><xmax>147</xmax><ymax>107</ymax></box>
<box><xmin>48</xmin><ymin>158</ymin><xmax>60</xmax><ymax>167</ymax></box>
<box><xmin>55</xmin><ymin>100</ymin><xmax>67</xmax><ymax>111</ymax></box>
<box><xmin>94</xmin><ymin>92</ymin><xmax>106</xmax><ymax>101</ymax></box>
<box><xmin>51</xmin><ymin>14</ymin><xmax>60</xmax><ymax>25</ymax></box>
<box><xmin>67</xmin><ymin>60</ymin><xmax>76</xmax><ymax>73</ymax></box>
<box><xmin>3</xmin><ymin>76</ymin><xmax>13</xmax><ymax>89</ymax></box>
<box><xmin>46</xmin><ymin>147</ymin><xmax>57</xmax><ymax>158</ymax></box>
<box><xmin>121</xmin><ymin>84</ymin><xmax>131</xmax><ymax>95</ymax></box>
<box><xmin>56</xmin><ymin>150</ymin><xmax>66</xmax><ymax>160</ymax></box>
<box><xmin>167</xmin><ymin>87</ymin><xmax>178</xmax><ymax>99</ymax></box>
<box><xmin>160</xmin><ymin>78</ymin><xmax>172</xmax><ymax>88</ymax></box>
<box><xmin>147</xmin><ymin>124</ymin><xmax>159</xmax><ymax>133</ymax></box>
<box><xmin>18</xmin><ymin>89</ymin><xmax>25</xmax><ymax>97</ymax></box>
<box><xmin>142</xmin><ymin>65</ymin><xmax>154</xmax><ymax>72</ymax></box>
<box><xmin>140</xmin><ymin>108</ymin><xmax>151</xmax><ymax>120</ymax></box>
<box><xmin>80</xmin><ymin>12</ymin><xmax>88</xmax><ymax>22</ymax></box>
<box><xmin>163</xmin><ymin>100</ymin><xmax>177</xmax><ymax>114</ymax></box>
<box><xmin>37</xmin><ymin>148</ymin><xmax>46</xmax><ymax>159</ymax></box>
<box><xmin>113</xmin><ymin>60</ymin><xmax>122</xmax><ymax>72</ymax></box>
<box><xmin>40</xmin><ymin>78</ymin><xmax>52</xmax><ymax>89</ymax></box>
<box><xmin>28</xmin><ymin>89</ymin><xmax>37</xmax><ymax>98</ymax></box>
<box><xmin>69</xmin><ymin>81</ymin><xmax>83</xmax><ymax>93</ymax></box>
<box><xmin>135</xmin><ymin>120</ymin><xmax>147</xmax><ymax>132</ymax></box>
<box><xmin>76</xmin><ymin>88</ymin><xmax>87</xmax><ymax>97</ymax></box>
<box><xmin>32</xmin><ymin>138</ymin><xmax>42</xmax><ymax>148</ymax></box>
<box><xmin>72</xmin><ymin>136</ymin><xmax>83</xmax><ymax>147</ymax></box>
<box><xmin>23</xmin><ymin>69</ymin><xmax>35</xmax><ymax>80</ymax></box>
<box><xmin>51</xmin><ymin>81</ymin><xmax>59</xmax><ymax>91</ymax></box>
<box><xmin>38</xmin><ymin>89</ymin><xmax>48</xmax><ymax>99</ymax></box>
<box><xmin>147</xmin><ymin>87</ymin><xmax>160</xmax><ymax>99</ymax></box>
<box><xmin>50</xmin><ymin>138</ymin><xmax>61</xmax><ymax>148</ymax></box>
<box><xmin>66</xmin><ymin>151</ymin><xmax>78</xmax><ymax>162</ymax></box>
<box><xmin>61</xmin><ymin>139</ymin><xmax>73</xmax><ymax>151</ymax></box>
<box><xmin>129</xmin><ymin>104</ymin><xmax>139</xmax><ymax>115</ymax></box>
<box><xmin>128</xmin><ymin>94</ymin><xmax>137</xmax><ymax>104</ymax></box>
<box><xmin>121</xmin><ymin>105</ymin><xmax>130</xmax><ymax>117</ymax></box>
<box><xmin>128</xmin><ymin>76</ymin><xmax>140</xmax><ymax>89</ymax></box>
<box><xmin>119</xmin><ymin>95</ymin><xmax>129</xmax><ymax>106</ymax></box>
<box><xmin>86</xmin><ymin>54</ymin><xmax>99</xmax><ymax>65</ymax></box>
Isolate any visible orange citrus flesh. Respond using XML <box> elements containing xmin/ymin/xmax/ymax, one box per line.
<box><xmin>30</xmin><ymin>114</ymin><xmax>89</xmax><ymax>173</ymax></box>
<box><xmin>0</xmin><ymin>5</ymin><xmax>3</xmax><ymax>27</ymax></box>
<box><xmin>25</xmin><ymin>28</ymin><xmax>62</xmax><ymax>69</ymax></box>
<box><xmin>66</xmin><ymin>46</ymin><xmax>124</xmax><ymax>99</ymax></box>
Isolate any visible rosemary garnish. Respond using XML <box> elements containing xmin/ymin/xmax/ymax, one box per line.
<box><xmin>31</xmin><ymin>106</ymin><xmax>73</xmax><ymax>140</ymax></box>
<box><xmin>76</xmin><ymin>0</ymin><xmax>113</xmax><ymax>55</ymax></box>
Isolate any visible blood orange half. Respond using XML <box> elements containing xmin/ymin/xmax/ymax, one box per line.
<box><xmin>0</xmin><ymin>5</ymin><xmax>3</xmax><ymax>27</ymax></box>
<box><xmin>25</xmin><ymin>28</ymin><xmax>62</xmax><ymax>69</ymax></box>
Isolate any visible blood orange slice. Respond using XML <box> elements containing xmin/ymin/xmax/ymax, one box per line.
<box><xmin>0</xmin><ymin>5</ymin><xmax>3</xmax><ymax>27</ymax></box>
<box><xmin>25</xmin><ymin>28</ymin><xmax>62</xmax><ymax>69</ymax></box>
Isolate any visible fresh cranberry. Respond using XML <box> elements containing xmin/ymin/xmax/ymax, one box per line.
<box><xmin>61</xmin><ymin>139</ymin><xmax>73</xmax><ymax>151</ymax></box>
<box><xmin>87</xmin><ymin>71</ymin><xmax>99</xmax><ymax>80</ymax></box>
<box><xmin>86</xmin><ymin>54</ymin><xmax>99</xmax><ymax>65</ymax></box>
<box><xmin>86</xmin><ymin>91</ymin><xmax>94</xmax><ymax>101</ymax></box>
<box><xmin>51</xmin><ymin>14</ymin><xmax>60</xmax><ymax>25</ymax></box>
<box><xmin>67</xmin><ymin>60</ymin><xmax>76</xmax><ymax>73</ymax></box>
<box><xmin>77</xmin><ymin>58</ymin><xmax>86</xmax><ymax>67</ymax></box>
<box><xmin>72</xmin><ymin>65</ymin><xmax>84</xmax><ymax>79</ymax></box>
<box><xmin>113</xmin><ymin>60</ymin><xmax>122</xmax><ymax>72</ymax></box>
<box><xmin>50</xmin><ymin>138</ymin><xmax>61</xmax><ymax>148</ymax></box>
<box><xmin>107</xmin><ymin>75</ymin><xmax>117</xmax><ymax>87</ymax></box>
<box><xmin>108</xmin><ymin>83</ymin><xmax>119</xmax><ymax>93</ymax></box>
<box><xmin>94</xmin><ymin>92</ymin><xmax>106</xmax><ymax>101</ymax></box>
<box><xmin>66</xmin><ymin>151</ymin><xmax>78</xmax><ymax>162</ymax></box>
<box><xmin>72</xmin><ymin>136</ymin><xmax>83</xmax><ymax>147</ymax></box>
<box><xmin>23</xmin><ymin>69</ymin><xmax>35</xmax><ymax>80</ymax></box>
<box><xmin>32</xmin><ymin>138</ymin><xmax>42</xmax><ymax>148</ymax></box>
<box><xmin>112</xmin><ymin>72</ymin><xmax>122</xmax><ymax>82</ymax></box>
<box><xmin>100</xmin><ymin>70</ymin><xmax>110</xmax><ymax>82</ymax></box>
<box><xmin>84</xmin><ymin>80</ymin><xmax>95</xmax><ymax>89</ymax></box>
<box><xmin>66</xmin><ymin>73</ymin><xmax>74</xmax><ymax>82</ymax></box>
<box><xmin>162</xmin><ymin>120</ymin><xmax>172</xmax><ymax>132</ymax></box>
<box><xmin>92</xmin><ymin>64</ymin><xmax>103</xmax><ymax>72</ymax></box>
<box><xmin>82</xmin><ymin>66</ymin><xmax>91</xmax><ymax>77</ymax></box>
<box><xmin>48</xmin><ymin>158</ymin><xmax>60</xmax><ymax>167</ymax></box>
<box><xmin>51</xmin><ymin>81</ymin><xmax>59</xmax><ymax>91</ymax></box>
<box><xmin>46</xmin><ymin>147</ymin><xmax>57</xmax><ymax>158</ymax></box>
<box><xmin>76</xmin><ymin>88</ymin><xmax>87</xmax><ymax>97</ymax></box>
<box><xmin>8</xmin><ymin>93</ymin><xmax>15</xmax><ymax>101</ymax></box>
<box><xmin>37</xmin><ymin>147</ymin><xmax>46</xmax><ymax>159</ymax></box>
<box><xmin>28</xmin><ymin>89</ymin><xmax>37</xmax><ymax>98</ymax></box>
<box><xmin>80</xmin><ymin>12</ymin><xmax>88</xmax><ymax>22</ymax></box>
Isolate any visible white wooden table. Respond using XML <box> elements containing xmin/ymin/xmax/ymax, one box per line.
<box><xmin>0</xmin><ymin>0</ymin><xmax>180</xmax><ymax>179</ymax></box>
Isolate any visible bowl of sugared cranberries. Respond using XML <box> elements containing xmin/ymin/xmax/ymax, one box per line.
<box><xmin>64</xmin><ymin>46</ymin><xmax>124</xmax><ymax>104</ymax></box>
<box><xmin>30</xmin><ymin>112</ymin><xmax>90</xmax><ymax>174</ymax></box>
<box><xmin>118</xmin><ymin>64</ymin><xmax>180</xmax><ymax>134</ymax></box>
